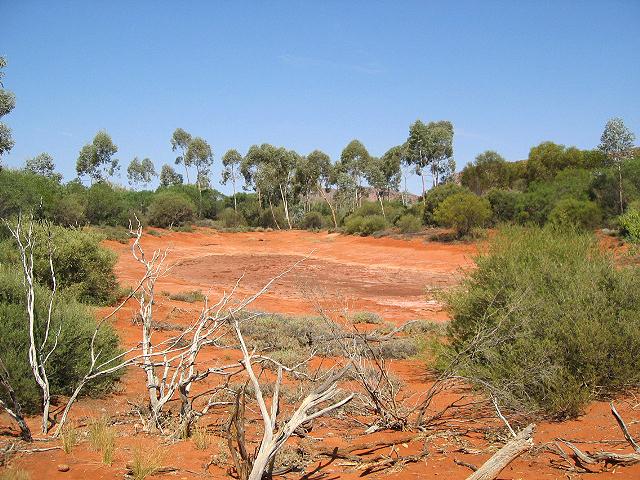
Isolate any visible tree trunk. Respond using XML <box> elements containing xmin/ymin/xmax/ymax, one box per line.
<box><xmin>318</xmin><ymin>185</ymin><xmax>338</xmax><ymax>228</ymax></box>
<box><xmin>279</xmin><ymin>184</ymin><xmax>292</xmax><ymax>230</ymax></box>
<box><xmin>421</xmin><ymin>172</ymin><xmax>426</xmax><ymax>205</ymax></box>
<box><xmin>378</xmin><ymin>194</ymin><xmax>386</xmax><ymax>219</ymax></box>
<box><xmin>232</xmin><ymin>177</ymin><xmax>237</xmax><ymax>212</ymax></box>
<box><xmin>466</xmin><ymin>424</ymin><xmax>535</xmax><ymax>480</ymax></box>
<box><xmin>618</xmin><ymin>163</ymin><xmax>624</xmax><ymax>214</ymax></box>
<box><xmin>268</xmin><ymin>198</ymin><xmax>281</xmax><ymax>230</ymax></box>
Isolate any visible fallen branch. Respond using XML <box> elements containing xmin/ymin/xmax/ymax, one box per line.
<box><xmin>557</xmin><ymin>402</ymin><xmax>640</xmax><ymax>471</ymax></box>
<box><xmin>466</xmin><ymin>423</ymin><xmax>535</xmax><ymax>480</ymax></box>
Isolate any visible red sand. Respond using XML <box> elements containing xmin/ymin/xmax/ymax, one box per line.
<box><xmin>1</xmin><ymin>229</ymin><xmax>638</xmax><ymax>480</ymax></box>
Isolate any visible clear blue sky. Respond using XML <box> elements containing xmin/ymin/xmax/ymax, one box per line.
<box><xmin>2</xmin><ymin>0</ymin><xmax>639</xmax><ymax>194</ymax></box>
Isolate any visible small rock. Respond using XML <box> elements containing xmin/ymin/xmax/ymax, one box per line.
<box><xmin>57</xmin><ymin>464</ymin><xmax>70</xmax><ymax>472</ymax></box>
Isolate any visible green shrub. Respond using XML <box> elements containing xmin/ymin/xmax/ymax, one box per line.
<box><xmin>441</xmin><ymin>226</ymin><xmax>640</xmax><ymax>418</ymax></box>
<box><xmin>219</xmin><ymin>207</ymin><xmax>247</xmax><ymax>228</ymax></box>
<box><xmin>548</xmin><ymin>198</ymin><xmax>602</xmax><ymax>230</ymax></box>
<box><xmin>433</xmin><ymin>192</ymin><xmax>491</xmax><ymax>237</ymax></box>
<box><xmin>486</xmin><ymin>189</ymin><xmax>519</xmax><ymax>224</ymax></box>
<box><xmin>147</xmin><ymin>191</ymin><xmax>196</xmax><ymax>228</ymax></box>
<box><xmin>618</xmin><ymin>208</ymin><xmax>640</xmax><ymax>242</ymax></box>
<box><xmin>168</xmin><ymin>290</ymin><xmax>205</xmax><ymax>303</ymax></box>
<box><xmin>350</xmin><ymin>311</ymin><xmax>383</xmax><ymax>324</ymax></box>
<box><xmin>0</xmin><ymin>266</ymin><xmax>122</xmax><ymax>414</ymax></box>
<box><xmin>396</xmin><ymin>214</ymin><xmax>422</xmax><ymax>234</ymax></box>
<box><xmin>85</xmin><ymin>182</ymin><xmax>128</xmax><ymax>226</ymax></box>
<box><xmin>301</xmin><ymin>211</ymin><xmax>323</xmax><ymax>230</ymax></box>
<box><xmin>0</xmin><ymin>225</ymin><xmax>119</xmax><ymax>305</ymax></box>
<box><xmin>422</xmin><ymin>183</ymin><xmax>469</xmax><ymax>225</ymax></box>
<box><xmin>344</xmin><ymin>215</ymin><xmax>388</xmax><ymax>235</ymax></box>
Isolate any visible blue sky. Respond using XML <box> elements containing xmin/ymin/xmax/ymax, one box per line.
<box><xmin>2</xmin><ymin>0</ymin><xmax>639</xmax><ymax>194</ymax></box>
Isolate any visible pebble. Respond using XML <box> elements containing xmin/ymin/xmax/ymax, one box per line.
<box><xmin>57</xmin><ymin>464</ymin><xmax>70</xmax><ymax>472</ymax></box>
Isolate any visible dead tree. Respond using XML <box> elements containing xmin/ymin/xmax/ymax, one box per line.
<box><xmin>229</xmin><ymin>315</ymin><xmax>354</xmax><ymax>480</ymax></box>
<box><xmin>557</xmin><ymin>402</ymin><xmax>640</xmax><ymax>471</ymax></box>
<box><xmin>4</xmin><ymin>215</ymin><xmax>59</xmax><ymax>434</ymax></box>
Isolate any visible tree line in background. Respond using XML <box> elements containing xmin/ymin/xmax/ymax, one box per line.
<box><xmin>0</xmin><ymin>54</ymin><xmax>638</xmax><ymax>242</ymax></box>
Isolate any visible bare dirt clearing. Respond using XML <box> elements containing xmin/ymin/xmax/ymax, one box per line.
<box><xmin>110</xmin><ymin>229</ymin><xmax>477</xmax><ymax>322</ymax></box>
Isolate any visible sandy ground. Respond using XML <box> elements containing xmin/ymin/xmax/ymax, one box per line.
<box><xmin>1</xmin><ymin>228</ymin><xmax>639</xmax><ymax>480</ymax></box>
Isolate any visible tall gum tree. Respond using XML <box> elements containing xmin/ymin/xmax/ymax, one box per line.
<box><xmin>221</xmin><ymin>149</ymin><xmax>243</xmax><ymax>212</ymax></box>
<box><xmin>76</xmin><ymin>130</ymin><xmax>119</xmax><ymax>183</ymax></box>
<box><xmin>599</xmin><ymin>118</ymin><xmax>636</xmax><ymax>214</ymax></box>
<box><xmin>171</xmin><ymin>128</ymin><xmax>193</xmax><ymax>183</ymax></box>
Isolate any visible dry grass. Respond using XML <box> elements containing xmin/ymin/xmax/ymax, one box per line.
<box><xmin>60</xmin><ymin>422</ymin><xmax>78</xmax><ymax>454</ymax></box>
<box><xmin>0</xmin><ymin>469</ymin><xmax>30</xmax><ymax>480</ymax></box>
<box><xmin>191</xmin><ymin>423</ymin><xmax>210</xmax><ymax>450</ymax></box>
<box><xmin>88</xmin><ymin>416</ymin><xmax>116</xmax><ymax>465</ymax></box>
<box><xmin>129</xmin><ymin>445</ymin><xmax>163</xmax><ymax>480</ymax></box>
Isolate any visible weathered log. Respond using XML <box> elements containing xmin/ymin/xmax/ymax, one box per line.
<box><xmin>466</xmin><ymin>424</ymin><xmax>535</xmax><ymax>480</ymax></box>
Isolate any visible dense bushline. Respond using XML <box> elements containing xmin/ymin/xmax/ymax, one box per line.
<box><xmin>439</xmin><ymin>226</ymin><xmax>640</xmax><ymax>418</ymax></box>
<box><xmin>0</xmin><ymin>265</ymin><xmax>122</xmax><ymax>414</ymax></box>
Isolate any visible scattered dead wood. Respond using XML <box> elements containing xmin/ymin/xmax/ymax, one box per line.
<box><xmin>556</xmin><ymin>402</ymin><xmax>640</xmax><ymax>472</ymax></box>
<box><xmin>466</xmin><ymin>423</ymin><xmax>535</xmax><ymax>480</ymax></box>
<box><xmin>124</xmin><ymin>464</ymin><xmax>179</xmax><ymax>477</ymax></box>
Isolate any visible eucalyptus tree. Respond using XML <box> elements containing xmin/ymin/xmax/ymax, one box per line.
<box><xmin>171</xmin><ymin>128</ymin><xmax>193</xmax><ymax>183</ymax></box>
<box><xmin>461</xmin><ymin>150</ymin><xmax>510</xmax><ymax>195</ymax></box>
<box><xmin>363</xmin><ymin>149</ymin><xmax>402</xmax><ymax>218</ymax></box>
<box><xmin>127</xmin><ymin>157</ymin><xmax>157</xmax><ymax>188</ymax></box>
<box><xmin>185</xmin><ymin>137</ymin><xmax>214</xmax><ymax>215</ymax></box>
<box><xmin>244</xmin><ymin>144</ymin><xmax>298</xmax><ymax>229</ymax></box>
<box><xmin>25</xmin><ymin>152</ymin><xmax>61</xmax><ymax>181</ymax></box>
<box><xmin>76</xmin><ymin>130</ymin><xmax>119</xmax><ymax>183</ymax></box>
<box><xmin>159</xmin><ymin>163</ymin><xmax>183</xmax><ymax>187</ymax></box>
<box><xmin>0</xmin><ymin>57</ymin><xmax>16</xmax><ymax>161</ymax></box>
<box><xmin>406</xmin><ymin>120</ymin><xmax>454</xmax><ymax>200</ymax></box>
<box><xmin>599</xmin><ymin>118</ymin><xmax>636</xmax><ymax>214</ymax></box>
<box><xmin>338</xmin><ymin>139</ymin><xmax>370</xmax><ymax>209</ymax></box>
<box><xmin>299</xmin><ymin>150</ymin><xmax>339</xmax><ymax>227</ymax></box>
<box><xmin>221</xmin><ymin>149</ymin><xmax>243</xmax><ymax>211</ymax></box>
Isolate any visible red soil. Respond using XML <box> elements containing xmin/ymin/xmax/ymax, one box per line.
<box><xmin>1</xmin><ymin>229</ymin><xmax>639</xmax><ymax>480</ymax></box>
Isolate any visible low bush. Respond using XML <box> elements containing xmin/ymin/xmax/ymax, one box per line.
<box><xmin>441</xmin><ymin>226</ymin><xmax>640</xmax><ymax>418</ymax></box>
<box><xmin>0</xmin><ymin>225</ymin><xmax>119</xmax><ymax>305</ymax></box>
<box><xmin>219</xmin><ymin>207</ymin><xmax>247</xmax><ymax>228</ymax></box>
<box><xmin>168</xmin><ymin>290</ymin><xmax>206</xmax><ymax>303</ymax></box>
<box><xmin>618</xmin><ymin>208</ymin><xmax>640</xmax><ymax>242</ymax></box>
<box><xmin>300</xmin><ymin>211</ymin><xmax>323</xmax><ymax>230</ymax></box>
<box><xmin>422</xmin><ymin>183</ymin><xmax>469</xmax><ymax>225</ymax></box>
<box><xmin>396</xmin><ymin>214</ymin><xmax>422</xmax><ymax>234</ymax></box>
<box><xmin>0</xmin><ymin>266</ymin><xmax>122</xmax><ymax>414</ymax></box>
<box><xmin>433</xmin><ymin>192</ymin><xmax>491</xmax><ymax>237</ymax></box>
<box><xmin>548</xmin><ymin>198</ymin><xmax>602</xmax><ymax>230</ymax></box>
<box><xmin>344</xmin><ymin>214</ymin><xmax>388</xmax><ymax>235</ymax></box>
<box><xmin>350</xmin><ymin>311</ymin><xmax>383</xmax><ymax>324</ymax></box>
<box><xmin>486</xmin><ymin>188</ymin><xmax>519</xmax><ymax>224</ymax></box>
<box><xmin>147</xmin><ymin>191</ymin><xmax>196</xmax><ymax>228</ymax></box>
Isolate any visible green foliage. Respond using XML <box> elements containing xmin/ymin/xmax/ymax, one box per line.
<box><xmin>0</xmin><ymin>266</ymin><xmax>122</xmax><ymax>414</ymax></box>
<box><xmin>300</xmin><ymin>211</ymin><xmax>323</xmax><ymax>230</ymax></box>
<box><xmin>168</xmin><ymin>290</ymin><xmax>205</xmax><ymax>303</ymax></box>
<box><xmin>85</xmin><ymin>182</ymin><xmax>128</xmax><ymax>226</ymax></box>
<box><xmin>219</xmin><ymin>207</ymin><xmax>247</xmax><ymax>228</ymax></box>
<box><xmin>433</xmin><ymin>192</ymin><xmax>491</xmax><ymax>237</ymax></box>
<box><xmin>548</xmin><ymin>198</ymin><xmax>602</xmax><ymax>230</ymax></box>
<box><xmin>442</xmin><ymin>226</ymin><xmax>640</xmax><ymax>418</ymax></box>
<box><xmin>0</xmin><ymin>168</ymin><xmax>63</xmax><ymax>220</ymax></box>
<box><xmin>350</xmin><ymin>311</ymin><xmax>383</xmax><ymax>324</ymax></box>
<box><xmin>422</xmin><ymin>183</ymin><xmax>469</xmax><ymax>225</ymax></box>
<box><xmin>76</xmin><ymin>130</ymin><xmax>119</xmax><ymax>182</ymax></box>
<box><xmin>0</xmin><ymin>225</ymin><xmax>118</xmax><ymax>305</ymax></box>
<box><xmin>147</xmin><ymin>191</ymin><xmax>196</xmax><ymax>228</ymax></box>
<box><xmin>344</xmin><ymin>214</ymin><xmax>388</xmax><ymax>235</ymax></box>
<box><xmin>486</xmin><ymin>188</ymin><xmax>519</xmax><ymax>223</ymax></box>
<box><xmin>618</xmin><ymin>208</ymin><xmax>640</xmax><ymax>242</ymax></box>
<box><xmin>396</xmin><ymin>214</ymin><xmax>422</xmax><ymax>233</ymax></box>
